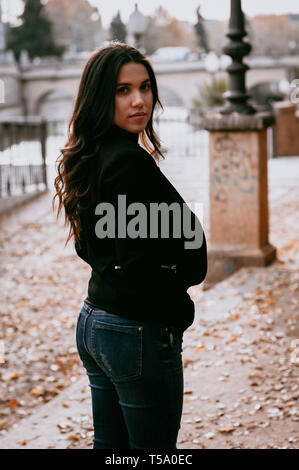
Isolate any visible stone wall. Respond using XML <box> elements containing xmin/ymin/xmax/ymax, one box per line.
<box><xmin>0</xmin><ymin>62</ymin><xmax>22</xmax><ymax>118</ymax></box>
<box><xmin>273</xmin><ymin>101</ymin><xmax>299</xmax><ymax>157</ymax></box>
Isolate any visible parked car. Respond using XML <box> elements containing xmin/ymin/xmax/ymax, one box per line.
<box><xmin>149</xmin><ymin>47</ymin><xmax>193</xmax><ymax>63</ymax></box>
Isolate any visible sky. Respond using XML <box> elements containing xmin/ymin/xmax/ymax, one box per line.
<box><xmin>3</xmin><ymin>0</ymin><xmax>299</xmax><ymax>27</ymax></box>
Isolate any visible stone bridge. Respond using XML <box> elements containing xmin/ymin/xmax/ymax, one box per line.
<box><xmin>0</xmin><ymin>56</ymin><xmax>298</xmax><ymax>120</ymax></box>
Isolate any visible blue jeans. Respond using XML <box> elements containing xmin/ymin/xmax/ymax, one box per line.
<box><xmin>76</xmin><ymin>301</ymin><xmax>184</xmax><ymax>449</ymax></box>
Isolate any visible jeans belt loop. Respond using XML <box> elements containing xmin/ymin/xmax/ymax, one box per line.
<box><xmin>84</xmin><ymin>301</ymin><xmax>94</xmax><ymax>315</ymax></box>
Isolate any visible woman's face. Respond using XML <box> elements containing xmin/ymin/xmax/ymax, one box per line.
<box><xmin>114</xmin><ymin>62</ymin><xmax>153</xmax><ymax>134</ymax></box>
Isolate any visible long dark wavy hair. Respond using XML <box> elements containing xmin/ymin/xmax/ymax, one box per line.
<box><xmin>52</xmin><ymin>41</ymin><xmax>164</xmax><ymax>251</ymax></box>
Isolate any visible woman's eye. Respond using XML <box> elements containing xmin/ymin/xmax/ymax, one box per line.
<box><xmin>117</xmin><ymin>87</ymin><xmax>128</xmax><ymax>94</ymax></box>
<box><xmin>142</xmin><ymin>83</ymin><xmax>151</xmax><ymax>90</ymax></box>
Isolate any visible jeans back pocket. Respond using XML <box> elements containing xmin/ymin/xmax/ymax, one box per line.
<box><xmin>91</xmin><ymin>319</ymin><xmax>143</xmax><ymax>383</ymax></box>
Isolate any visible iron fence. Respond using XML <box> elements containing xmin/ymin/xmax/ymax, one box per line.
<box><xmin>154</xmin><ymin>107</ymin><xmax>209</xmax><ymax>159</ymax></box>
<box><xmin>0</xmin><ymin>118</ymin><xmax>47</xmax><ymax>200</ymax></box>
<box><xmin>0</xmin><ymin>110</ymin><xmax>210</xmax><ymax>207</ymax></box>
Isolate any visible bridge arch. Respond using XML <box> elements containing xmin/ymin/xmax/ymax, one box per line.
<box><xmin>34</xmin><ymin>88</ymin><xmax>75</xmax><ymax>120</ymax></box>
<box><xmin>20</xmin><ymin>60</ymin><xmax>291</xmax><ymax>118</ymax></box>
<box><xmin>157</xmin><ymin>85</ymin><xmax>185</xmax><ymax>107</ymax></box>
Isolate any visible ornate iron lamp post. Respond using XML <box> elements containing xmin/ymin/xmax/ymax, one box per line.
<box><xmin>220</xmin><ymin>0</ymin><xmax>256</xmax><ymax>115</ymax></box>
<box><xmin>200</xmin><ymin>0</ymin><xmax>276</xmax><ymax>289</ymax></box>
<box><xmin>0</xmin><ymin>0</ymin><xmax>7</xmax><ymax>52</ymax></box>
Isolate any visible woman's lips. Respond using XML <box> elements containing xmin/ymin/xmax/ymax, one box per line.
<box><xmin>130</xmin><ymin>113</ymin><xmax>146</xmax><ymax>120</ymax></box>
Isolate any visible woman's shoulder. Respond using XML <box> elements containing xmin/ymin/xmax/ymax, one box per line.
<box><xmin>97</xmin><ymin>144</ymin><xmax>159</xmax><ymax>198</ymax></box>
<box><xmin>99</xmin><ymin>125</ymin><xmax>156</xmax><ymax>167</ymax></box>
<box><xmin>101</xmin><ymin>138</ymin><xmax>142</xmax><ymax>159</ymax></box>
<box><xmin>100</xmin><ymin>140</ymin><xmax>157</xmax><ymax>174</ymax></box>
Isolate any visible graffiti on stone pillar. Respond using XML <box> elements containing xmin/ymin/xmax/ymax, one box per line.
<box><xmin>212</xmin><ymin>134</ymin><xmax>257</xmax><ymax>203</ymax></box>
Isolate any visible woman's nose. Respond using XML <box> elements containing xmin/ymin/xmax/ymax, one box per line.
<box><xmin>132</xmin><ymin>91</ymin><xmax>144</xmax><ymax>106</ymax></box>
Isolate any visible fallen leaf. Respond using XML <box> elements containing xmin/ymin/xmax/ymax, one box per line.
<box><xmin>248</xmin><ymin>371</ymin><xmax>262</xmax><ymax>378</ymax></box>
<box><xmin>68</xmin><ymin>358</ymin><xmax>75</xmax><ymax>368</ymax></box>
<box><xmin>57</xmin><ymin>423</ymin><xmax>73</xmax><ymax>433</ymax></box>
<box><xmin>226</xmin><ymin>313</ymin><xmax>239</xmax><ymax>322</ymax></box>
<box><xmin>273</xmin><ymin>290</ymin><xmax>283</xmax><ymax>296</ymax></box>
<box><xmin>260</xmin><ymin>336</ymin><xmax>271</xmax><ymax>343</ymax></box>
<box><xmin>30</xmin><ymin>388</ymin><xmax>44</xmax><ymax>396</ymax></box>
<box><xmin>61</xmin><ymin>402</ymin><xmax>69</xmax><ymax>407</ymax></box>
<box><xmin>226</xmin><ymin>336</ymin><xmax>237</xmax><ymax>343</ymax></box>
<box><xmin>276</xmin><ymin>259</ymin><xmax>286</xmax><ymax>266</ymax></box>
<box><xmin>250</xmin><ymin>380</ymin><xmax>260</xmax><ymax>387</ymax></box>
<box><xmin>218</xmin><ymin>427</ymin><xmax>234</xmax><ymax>433</ymax></box>
<box><xmin>218</xmin><ymin>375</ymin><xmax>229</xmax><ymax>381</ymax></box>
<box><xmin>21</xmin><ymin>440</ymin><xmax>27</xmax><ymax>446</ymax></box>
<box><xmin>67</xmin><ymin>435</ymin><xmax>78</xmax><ymax>440</ymax></box>
<box><xmin>9</xmin><ymin>373</ymin><xmax>20</xmax><ymax>380</ymax></box>
<box><xmin>183</xmin><ymin>358</ymin><xmax>194</xmax><ymax>368</ymax></box>
<box><xmin>247</xmin><ymin>422</ymin><xmax>258</xmax><ymax>429</ymax></box>
<box><xmin>48</xmin><ymin>388</ymin><xmax>61</xmax><ymax>395</ymax></box>
<box><xmin>248</xmin><ymin>318</ymin><xmax>257</xmax><ymax>327</ymax></box>
<box><xmin>5</xmin><ymin>399</ymin><xmax>20</xmax><ymax>408</ymax></box>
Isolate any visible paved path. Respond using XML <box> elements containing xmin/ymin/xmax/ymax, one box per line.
<box><xmin>0</xmin><ymin>155</ymin><xmax>298</xmax><ymax>449</ymax></box>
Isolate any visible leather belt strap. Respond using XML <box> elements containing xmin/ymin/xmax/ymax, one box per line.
<box><xmin>114</xmin><ymin>264</ymin><xmax>177</xmax><ymax>273</ymax></box>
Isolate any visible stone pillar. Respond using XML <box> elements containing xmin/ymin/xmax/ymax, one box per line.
<box><xmin>201</xmin><ymin>112</ymin><xmax>277</xmax><ymax>287</ymax></box>
<box><xmin>272</xmin><ymin>101</ymin><xmax>299</xmax><ymax>157</ymax></box>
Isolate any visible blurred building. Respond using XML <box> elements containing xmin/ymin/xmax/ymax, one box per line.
<box><xmin>0</xmin><ymin>2</ymin><xmax>22</xmax><ymax>117</ymax></box>
<box><xmin>44</xmin><ymin>0</ymin><xmax>105</xmax><ymax>55</ymax></box>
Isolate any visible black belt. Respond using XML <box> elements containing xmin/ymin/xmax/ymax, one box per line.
<box><xmin>160</xmin><ymin>264</ymin><xmax>177</xmax><ymax>273</ymax></box>
<box><xmin>114</xmin><ymin>264</ymin><xmax>177</xmax><ymax>273</ymax></box>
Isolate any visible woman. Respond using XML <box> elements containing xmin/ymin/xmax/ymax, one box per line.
<box><xmin>53</xmin><ymin>42</ymin><xmax>207</xmax><ymax>449</ymax></box>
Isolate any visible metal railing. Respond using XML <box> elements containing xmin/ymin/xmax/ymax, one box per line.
<box><xmin>154</xmin><ymin>107</ymin><xmax>209</xmax><ymax>159</ymax></box>
<box><xmin>0</xmin><ymin>110</ymin><xmax>209</xmax><ymax>207</ymax></box>
<box><xmin>0</xmin><ymin>117</ymin><xmax>48</xmax><ymax>199</ymax></box>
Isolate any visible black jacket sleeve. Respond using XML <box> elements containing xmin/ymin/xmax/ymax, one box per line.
<box><xmin>75</xmin><ymin>229</ymin><xmax>89</xmax><ymax>264</ymax></box>
<box><xmin>176</xmin><ymin>223</ymin><xmax>207</xmax><ymax>290</ymax></box>
<box><xmin>75</xmin><ymin>241</ymin><xmax>89</xmax><ymax>264</ymax></box>
<box><xmin>102</xmin><ymin>146</ymin><xmax>207</xmax><ymax>289</ymax></box>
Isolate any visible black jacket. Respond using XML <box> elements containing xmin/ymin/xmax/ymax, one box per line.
<box><xmin>75</xmin><ymin>124</ymin><xmax>207</xmax><ymax>332</ymax></box>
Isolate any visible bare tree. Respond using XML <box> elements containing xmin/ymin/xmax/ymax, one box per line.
<box><xmin>194</xmin><ymin>5</ymin><xmax>209</xmax><ymax>54</ymax></box>
<box><xmin>109</xmin><ymin>10</ymin><xmax>126</xmax><ymax>43</ymax></box>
